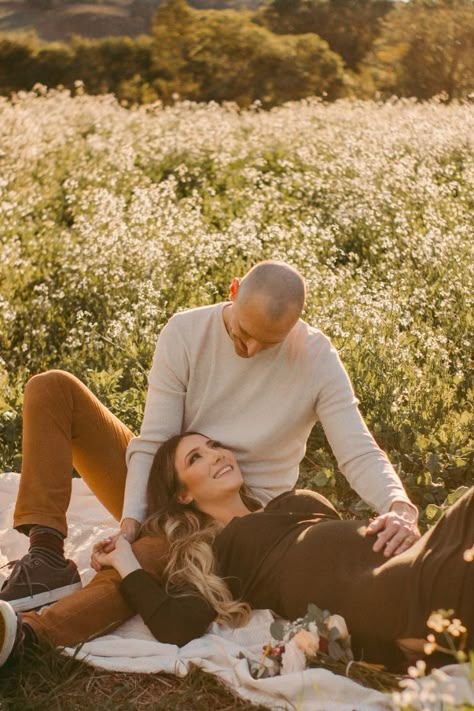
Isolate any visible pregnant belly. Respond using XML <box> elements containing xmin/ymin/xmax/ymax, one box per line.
<box><xmin>277</xmin><ymin>519</ymin><xmax>411</xmax><ymax>642</ymax></box>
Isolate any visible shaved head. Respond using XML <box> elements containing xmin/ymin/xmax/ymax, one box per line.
<box><xmin>237</xmin><ymin>261</ymin><xmax>306</xmax><ymax>321</ymax></box>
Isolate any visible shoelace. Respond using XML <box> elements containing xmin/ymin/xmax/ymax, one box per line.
<box><xmin>0</xmin><ymin>556</ymin><xmax>35</xmax><ymax>595</ymax></box>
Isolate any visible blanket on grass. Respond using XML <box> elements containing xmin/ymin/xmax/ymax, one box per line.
<box><xmin>1</xmin><ymin>472</ymin><xmax>472</xmax><ymax>711</ymax></box>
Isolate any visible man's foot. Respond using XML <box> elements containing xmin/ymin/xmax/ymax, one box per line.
<box><xmin>0</xmin><ymin>554</ymin><xmax>81</xmax><ymax>611</ymax></box>
<box><xmin>0</xmin><ymin>601</ymin><xmax>30</xmax><ymax>666</ymax></box>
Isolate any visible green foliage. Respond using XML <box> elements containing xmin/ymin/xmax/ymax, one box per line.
<box><xmin>259</xmin><ymin>0</ymin><xmax>392</xmax><ymax>70</ymax></box>
<box><xmin>1</xmin><ymin>0</ymin><xmax>473</xmax><ymax>104</ymax></box>
<box><xmin>365</xmin><ymin>0</ymin><xmax>474</xmax><ymax>100</ymax></box>
<box><xmin>0</xmin><ymin>31</ymin><xmax>155</xmax><ymax>99</ymax></box>
<box><xmin>151</xmin><ymin>0</ymin><xmax>345</xmax><ymax>105</ymax></box>
<box><xmin>0</xmin><ymin>93</ymin><xmax>473</xmax><ymax>527</ymax></box>
<box><xmin>69</xmin><ymin>34</ymin><xmax>155</xmax><ymax>96</ymax></box>
<box><xmin>0</xmin><ymin>6</ymin><xmax>345</xmax><ymax>106</ymax></box>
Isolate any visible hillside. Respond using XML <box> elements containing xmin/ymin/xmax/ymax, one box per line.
<box><xmin>0</xmin><ymin>0</ymin><xmax>263</xmax><ymax>40</ymax></box>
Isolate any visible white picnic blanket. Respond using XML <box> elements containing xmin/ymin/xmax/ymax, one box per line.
<box><xmin>1</xmin><ymin>472</ymin><xmax>472</xmax><ymax>711</ymax></box>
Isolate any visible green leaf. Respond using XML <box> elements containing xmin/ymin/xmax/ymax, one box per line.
<box><xmin>270</xmin><ymin>621</ymin><xmax>285</xmax><ymax>641</ymax></box>
<box><xmin>328</xmin><ymin>640</ymin><xmax>345</xmax><ymax>661</ymax></box>
<box><xmin>312</xmin><ymin>470</ymin><xmax>330</xmax><ymax>488</ymax></box>
<box><xmin>445</xmin><ymin>486</ymin><xmax>469</xmax><ymax>506</ymax></box>
<box><xmin>425</xmin><ymin>503</ymin><xmax>443</xmax><ymax>522</ymax></box>
<box><xmin>415</xmin><ymin>434</ymin><xmax>430</xmax><ymax>451</ymax></box>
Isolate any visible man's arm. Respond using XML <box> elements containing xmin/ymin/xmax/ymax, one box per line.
<box><xmin>120</xmin><ymin>318</ymin><xmax>188</xmax><ymax>536</ymax></box>
<box><xmin>313</xmin><ymin>338</ymin><xmax>419</xmax><ymax>555</ymax></box>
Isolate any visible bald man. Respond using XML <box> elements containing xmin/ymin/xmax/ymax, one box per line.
<box><xmin>2</xmin><ymin>261</ymin><xmax>419</xmax><ymax>613</ymax></box>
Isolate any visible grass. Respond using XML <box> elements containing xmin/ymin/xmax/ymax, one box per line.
<box><xmin>0</xmin><ymin>644</ymin><xmax>270</xmax><ymax>710</ymax></box>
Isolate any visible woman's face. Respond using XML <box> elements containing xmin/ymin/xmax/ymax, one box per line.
<box><xmin>174</xmin><ymin>434</ymin><xmax>243</xmax><ymax>508</ymax></box>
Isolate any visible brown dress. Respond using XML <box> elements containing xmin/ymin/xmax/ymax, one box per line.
<box><xmin>121</xmin><ymin>488</ymin><xmax>474</xmax><ymax>667</ymax></box>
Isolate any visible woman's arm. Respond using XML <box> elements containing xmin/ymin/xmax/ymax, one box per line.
<box><xmin>93</xmin><ymin>535</ymin><xmax>217</xmax><ymax>646</ymax></box>
<box><xmin>119</xmin><ymin>569</ymin><xmax>217</xmax><ymax>646</ymax></box>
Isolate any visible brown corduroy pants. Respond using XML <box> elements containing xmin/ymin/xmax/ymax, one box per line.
<box><xmin>13</xmin><ymin>370</ymin><xmax>167</xmax><ymax>646</ymax></box>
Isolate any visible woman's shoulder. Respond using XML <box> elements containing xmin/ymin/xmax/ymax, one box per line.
<box><xmin>264</xmin><ymin>489</ymin><xmax>341</xmax><ymax>519</ymax></box>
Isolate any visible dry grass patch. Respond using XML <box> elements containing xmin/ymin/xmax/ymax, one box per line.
<box><xmin>0</xmin><ymin>644</ymin><xmax>269</xmax><ymax>710</ymax></box>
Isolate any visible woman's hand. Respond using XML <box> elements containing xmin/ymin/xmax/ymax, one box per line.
<box><xmin>90</xmin><ymin>534</ymin><xmax>142</xmax><ymax>578</ymax></box>
<box><xmin>366</xmin><ymin>502</ymin><xmax>420</xmax><ymax>557</ymax></box>
<box><xmin>90</xmin><ymin>534</ymin><xmax>119</xmax><ymax>571</ymax></box>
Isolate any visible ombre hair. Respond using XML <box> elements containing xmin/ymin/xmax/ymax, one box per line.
<box><xmin>140</xmin><ymin>432</ymin><xmax>262</xmax><ymax>626</ymax></box>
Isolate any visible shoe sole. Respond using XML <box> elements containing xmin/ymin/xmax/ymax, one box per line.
<box><xmin>0</xmin><ymin>601</ymin><xmax>18</xmax><ymax>666</ymax></box>
<box><xmin>7</xmin><ymin>582</ymin><xmax>83</xmax><ymax>612</ymax></box>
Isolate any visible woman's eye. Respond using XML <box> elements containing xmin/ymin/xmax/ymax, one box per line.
<box><xmin>189</xmin><ymin>452</ymin><xmax>201</xmax><ymax>464</ymax></box>
<box><xmin>211</xmin><ymin>441</ymin><xmax>222</xmax><ymax>449</ymax></box>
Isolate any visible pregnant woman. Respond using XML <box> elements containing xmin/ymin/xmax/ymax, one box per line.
<box><xmin>1</xmin><ymin>432</ymin><xmax>473</xmax><ymax>669</ymax></box>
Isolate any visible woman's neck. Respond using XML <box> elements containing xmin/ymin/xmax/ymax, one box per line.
<box><xmin>202</xmin><ymin>493</ymin><xmax>252</xmax><ymax>526</ymax></box>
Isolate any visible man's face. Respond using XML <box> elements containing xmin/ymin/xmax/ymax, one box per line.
<box><xmin>225</xmin><ymin>296</ymin><xmax>298</xmax><ymax>358</ymax></box>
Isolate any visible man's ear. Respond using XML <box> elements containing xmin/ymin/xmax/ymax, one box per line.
<box><xmin>229</xmin><ymin>278</ymin><xmax>240</xmax><ymax>302</ymax></box>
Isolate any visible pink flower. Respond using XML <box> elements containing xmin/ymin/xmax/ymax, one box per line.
<box><xmin>327</xmin><ymin>614</ymin><xmax>349</xmax><ymax>639</ymax></box>
<box><xmin>293</xmin><ymin>628</ymin><xmax>320</xmax><ymax>657</ymax></box>
<box><xmin>281</xmin><ymin>639</ymin><xmax>306</xmax><ymax>674</ymax></box>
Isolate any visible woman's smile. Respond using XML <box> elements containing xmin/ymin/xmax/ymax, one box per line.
<box><xmin>213</xmin><ymin>464</ymin><xmax>233</xmax><ymax>479</ymax></box>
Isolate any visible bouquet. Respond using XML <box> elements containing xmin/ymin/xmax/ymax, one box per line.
<box><xmin>245</xmin><ymin>604</ymin><xmax>401</xmax><ymax>692</ymax></box>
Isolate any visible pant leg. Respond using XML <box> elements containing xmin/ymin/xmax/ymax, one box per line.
<box><xmin>14</xmin><ymin>370</ymin><xmax>135</xmax><ymax>537</ymax></box>
<box><xmin>23</xmin><ymin>535</ymin><xmax>169</xmax><ymax>647</ymax></box>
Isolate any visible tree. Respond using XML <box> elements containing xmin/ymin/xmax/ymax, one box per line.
<box><xmin>259</xmin><ymin>0</ymin><xmax>392</xmax><ymax>70</ymax></box>
<box><xmin>69</xmin><ymin>35</ymin><xmax>154</xmax><ymax>96</ymax></box>
<box><xmin>0</xmin><ymin>33</ymin><xmax>37</xmax><ymax>93</ymax></box>
<box><xmin>365</xmin><ymin>0</ymin><xmax>474</xmax><ymax>100</ymax></box>
<box><xmin>151</xmin><ymin>0</ymin><xmax>345</xmax><ymax>105</ymax></box>
<box><xmin>151</xmin><ymin>0</ymin><xmax>201</xmax><ymax>98</ymax></box>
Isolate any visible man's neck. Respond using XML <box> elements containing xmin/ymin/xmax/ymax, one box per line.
<box><xmin>221</xmin><ymin>302</ymin><xmax>232</xmax><ymax>337</ymax></box>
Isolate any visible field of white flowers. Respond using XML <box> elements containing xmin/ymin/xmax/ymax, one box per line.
<box><xmin>0</xmin><ymin>90</ymin><xmax>473</xmax><ymax>523</ymax></box>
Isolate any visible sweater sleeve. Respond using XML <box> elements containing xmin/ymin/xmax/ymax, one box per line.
<box><xmin>119</xmin><ymin>569</ymin><xmax>217</xmax><ymax>647</ymax></box>
<box><xmin>314</xmin><ymin>339</ymin><xmax>415</xmax><ymax>515</ymax></box>
<box><xmin>122</xmin><ymin>318</ymin><xmax>189</xmax><ymax>522</ymax></box>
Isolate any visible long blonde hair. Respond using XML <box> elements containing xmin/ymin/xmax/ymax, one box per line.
<box><xmin>140</xmin><ymin>432</ymin><xmax>262</xmax><ymax>626</ymax></box>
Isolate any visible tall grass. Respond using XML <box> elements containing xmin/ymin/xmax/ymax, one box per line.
<box><xmin>0</xmin><ymin>89</ymin><xmax>473</xmax><ymax>526</ymax></box>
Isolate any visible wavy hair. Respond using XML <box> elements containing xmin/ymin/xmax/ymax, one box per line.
<box><xmin>140</xmin><ymin>432</ymin><xmax>262</xmax><ymax>627</ymax></box>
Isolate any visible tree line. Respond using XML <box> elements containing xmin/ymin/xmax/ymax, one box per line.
<box><xmin>1</xmin><ymin>0</ymin><xmax>473</xmax><ymax>106</ymax></box>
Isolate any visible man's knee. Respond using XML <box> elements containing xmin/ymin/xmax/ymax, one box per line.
<box><xmin>25</xmin><ymin>370</ymin><xmax>73</xmax><ymax>398</ymax></box>
<box><xmin>24</xmin><ymin>370</ymin><xmax>81</xmax><ymax>410</ymax></box>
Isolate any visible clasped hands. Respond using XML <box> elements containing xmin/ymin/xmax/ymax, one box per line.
<box><xmin>365</xmin><ymin>502</ymin><xmax>420</xmax><ymax>557</ymax></box>
<box><xmin>90</xmin><ymin>517</ymin><xmax>141</xmax><ymax>576</ymax></box>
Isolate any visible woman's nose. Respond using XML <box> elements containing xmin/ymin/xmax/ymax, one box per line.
<box><xmin>207</xmin><ymin>447</ymin><xmax>222</xmax><ymax>461</ymax></box>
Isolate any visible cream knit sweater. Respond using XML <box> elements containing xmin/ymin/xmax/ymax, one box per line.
<box><xmin>123</xmin><ymin>303</ymin><xmax>412</xmax><ymax>522</ymax></box>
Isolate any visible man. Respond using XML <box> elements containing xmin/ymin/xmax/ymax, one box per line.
<box><xmin>1</xmin><ymin>261</ymin><xmax>419</xmax><ymax>616</ymax></box>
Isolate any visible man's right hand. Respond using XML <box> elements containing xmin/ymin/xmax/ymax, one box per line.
<box><xmin>120</xmin><ymin>517</ymin><xmax>141</xmax><ymax>543</ymax></box>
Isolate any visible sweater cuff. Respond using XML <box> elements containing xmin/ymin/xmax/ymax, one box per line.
<box><xmin>389</xmin><ymin>498</ymin><xmax>419</xmax><ymax>520</ymax></box>
<box><xmin>120</xmin><ymin>569</ymin><xmax>168</xmax><ymax>611</ymax></box>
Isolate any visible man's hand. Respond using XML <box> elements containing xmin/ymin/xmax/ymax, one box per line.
<box><xmin>120</xmin><ymin>517</ymin><xmax>141</xmax><ymax>543</ymax></box>
<box><xmin>366</xmin><ymin>502</ymin><xmax>420</xmax><ymax>557</ymax></box>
